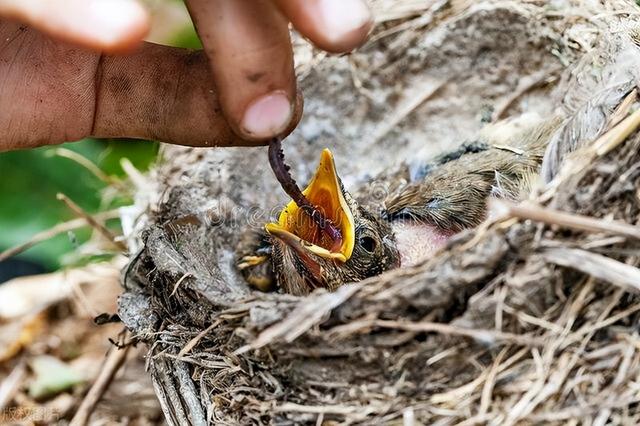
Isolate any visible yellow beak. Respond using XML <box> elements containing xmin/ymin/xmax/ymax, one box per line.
<box><xmin>265</xmin><ymin>149</ymin><xmax>355</xmax><ymax>262</ymax></box>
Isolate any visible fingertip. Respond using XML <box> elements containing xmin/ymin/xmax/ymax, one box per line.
<box><xmin>186</xmin><ymin>0</ymin><xmax>299</xmax><ymax>143</ymax></box>
<box><xmin>313</xmin><ymin>0</ymin><xmax>373</xmax><ymax>53</ymax></box>
<box><xmin>85</xmin><ymin>0</ymin><xmax>150</xmax><ymax>52</ymax></box>
<box><xmin>277</xmin><ymin>0</ymin><xmax>373</xmax><ymax>54</ymax></box>
<box><xmin>0</xmin><ymin>0</ymin><xmax>150</xmax><ymax>52</ymax></box>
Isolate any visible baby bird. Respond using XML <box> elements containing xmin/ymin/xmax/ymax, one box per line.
<box><xmin>384</xmin><ymin>117</ymin><xmax>562</xmax><ymax>231</ymax></box>
<box><xmin>379</xmin><ymin>116</ymin><xmax>562</xmax><ymax>266</ymax></box>
<box><xmin>239</xmin><ymin>149</ymin><xmax>400</xmax><ymax>296</ymax></box>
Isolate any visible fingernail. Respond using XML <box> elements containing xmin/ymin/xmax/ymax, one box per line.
<box><xmin>88</xmin><ymin>0</ymin><xmax>148</xmax><ymax>43</ymax></box>
<box><xmin>317</xmin><ymin>0</ymin><xmax>372</xmax><ymax>43</ymax></box>
<box><xmin>242</xmin><ymin>91</ymin><xmax>293</xmax><ymax>138</ymax></box>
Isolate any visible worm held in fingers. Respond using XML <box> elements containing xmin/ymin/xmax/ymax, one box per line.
<box><xmin>268</xmin><ymin>137</ymin><xmax>343</xmax><ymax>252</ymax></box>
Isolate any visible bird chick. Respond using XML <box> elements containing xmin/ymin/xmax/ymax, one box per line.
<box><xmin>383</xmin><ymin>116</ymin><xmax>561</xmax><ymax>265</ymax></box>
<box><xmin>264</xmin><ymin>149</ymin><xmax>400</xmax><ymax>296</ymax></box>
<box><xmin>384</xmin><ymin>117</ymin><xmax>561</xmax><ymax>229</ymax></box>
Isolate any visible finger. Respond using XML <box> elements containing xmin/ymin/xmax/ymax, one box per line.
<box><xmin>92</xmin><ymin>43</ymin><xmax>274</xmax><ymax>147</ymax></box>
<box><xmin>185</xmin><ymin>0</ymin><xmax>299</xmax><ymax>141</ymax></box>
<box><xmin>0</xmin><ymin>23</ymin><xmax>283</xmax><ymax>151</ymax></box>
<box><xmin>0</xmin><ymin>0</ymin><xmax>149</xmax><ymax>52</ymax></box>
<box><xmin>274</xmin><ymin>0</ymin><xmax>373</xmax><ymax>53</ymax></box>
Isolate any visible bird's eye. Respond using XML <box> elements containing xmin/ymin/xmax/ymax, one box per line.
<box><xmin>359</xmin><ymin>236</ymin><xmax>377</xmax><ymax>253</ymax></box>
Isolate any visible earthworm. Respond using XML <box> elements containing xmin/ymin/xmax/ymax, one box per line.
<box><xmin>268</xmin><ymin>137</ymin><xmax>343</xmax><ymax>252</ymax></box>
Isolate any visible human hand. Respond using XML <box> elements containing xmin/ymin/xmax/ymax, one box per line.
<box><xmin>0</xmin><ymin>0</ymin><xmax>372</xmax><ymax>151</ymax></box>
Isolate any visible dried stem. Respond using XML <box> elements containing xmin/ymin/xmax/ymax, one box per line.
<box><xmin>0</xmin><ymin>210</ymin><xmax>120</xmax><ymax>262</ymax></box>
<box><xmin>57</xmin><ymin>193</ymin><xmax>127</xmax><ymax>252</ymax></box>
<box><xmin>0</xmin><ymin>360</ymin><xmax>26</xmax><ymax>411</ymax></box>
<box><xmin>70</xmin><ymin>338</ymin><xmax>131</xmax><ymax>426</ymax></box>
<box><xmin>49</xmin><ymin>148</ymin><xmax>116</xmax><ymax>185</ymax></box>
<box><xmin>493</xmin><ymin>200</ymin><xmax>640</xmax><ymax>240</ymax></box>
<box><xmin>373</xmin><ymin>319</ymin><xmax>542</xmax><ymax>347</ymax></box>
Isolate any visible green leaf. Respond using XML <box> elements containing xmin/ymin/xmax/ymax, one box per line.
<box><xmin>28</xmin><ymin>355</ymin><xmax>85</xmax><ymax>400</ymax></box>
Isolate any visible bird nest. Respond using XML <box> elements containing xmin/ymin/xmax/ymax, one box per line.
<box><xmin>119</xmin><ymin>1</ymin><xmax>640</xmax><ymax>424</ymax></box>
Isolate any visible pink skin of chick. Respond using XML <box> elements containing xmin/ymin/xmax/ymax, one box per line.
<box><xmin>391</xmin><ymin>221</ymin><xmax>454</xmax><ymax>267</ymax></box>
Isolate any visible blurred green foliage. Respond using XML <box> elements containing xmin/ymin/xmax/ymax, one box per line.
<box><xmin>0</xmin><ymin>140</ymin><xmax>158</xmax><ymax>270</ymax></box>
<box><xmin>0</xmin><ymin>4</ymin><xmax>200</xmax><ymax>274</ymax></box>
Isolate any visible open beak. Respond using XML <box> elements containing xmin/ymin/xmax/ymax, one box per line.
<box><xmin>266</xmin><ymin>149</ymin><xmax>355</xmax><ymax>262</ymax></box>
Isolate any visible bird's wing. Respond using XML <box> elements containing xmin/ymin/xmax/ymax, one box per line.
<box><xmin>541</xmin><ymin>33</ymin><xmax>640</xmax><ymax>182</ymax></box>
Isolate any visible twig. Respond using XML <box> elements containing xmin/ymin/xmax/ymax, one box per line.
<box><xmin>120</xmin><ymin>158</ymin><xmax>149</xmax><ymax>191</ymax></box>
<box><xmin>274</xmin><ymin>402</ymin><xmax>375</xmax><ymax>415</ymax></box>
<box><xmin>173</xmin><ymin>361</ymin><xmax>207</xmax><ymax>426</ymax></box>
<box><xmin>177</xmin><ymin>320</ymin><xmax>221</xmax><ymax>357</ymax></box>
<box><xmin>606</xmin><ymin>88</ymin><xmax>638</xmax><ymax>130</ymax></box>
<box><xmin>541</xmin><ymin>103</ymin><xmax>640</xmax><ymax>198</ymax></box>
<box><xmin>373</xmin><ymin>320</ymin><xmax>542</xmax><ymax>347</ymax></box>
<box><xmin>372</xmin><ymin>0</ymin><xmax>439</xmax><ymax>22</ymax></box>
<box><xmin>492</xmin><ymin>200</ymin><xmax>640</xmax><ymax>240</ymax></box>
<box><xmin>370</xmin><ymin>79</ymin><xmax>446</xmax><ymax>144</ymax></box>
<box><xmin>149</xmin><ymin>358</ymin><xmax>184</xmax><ymax>426</ymax></box>
<box><xmin>501</xmin><ymin>304</ymin><xmax>565</xmax><ymax>334</ymax></box>
<box><xmin>367</xmin><ymin>0</ymin><xmax>444</xmax><ymax>43</ymax></box>
<box><xmin>0</xmin><ymin>360</ymin><xmax>26</xmax><ymax>411</ymax></box>
<box><xmin>170</xmin><ymin>273</ymin><xmax>193</xmax><ymax>297</ymax></box>
<box><xmin>479</xmin><ymin>348</ymin><xmax>509</xmax><ymax>415</ymax></box>
<box><xmin>492</xmin><ymin>71</ymin><xmax>557</xmax><ymax>121</ymax></box>
<box><xmin>236</xmin><ymin>284</ymin><xmax>361</xmax><ymax>354</ymax></box>
<box><xmin>426</xmin><ymin>346</ymin><xmax>460</xmax><ymax>366</ymax></box>
<box><xmin>529</xmin><ymin>395</ymin><xmax>640</xmax><ymax>422</ymax></box>
<box><xmin>591</xmin><ymin>107</ymin><xmax>640</xmax><ymax>156</ymax></box>
<box><xmin>70</xmin><ymin>340</ymin><xmax>131</xmax><ymax>426</ymax></box>
<box><xmin>49</xmin><ymin>147</ymin><xmax>115</xmax><ymax>185</ymax></box>
<box><xmin>0</xmin><ymin>210</ymin><xmax>120</xmax><ymax>262</ymax></box>
<box><xmin>430</xmin><ymin>348</ymin><xmax>528</xmax><ymax>404</ymax></box>
<box><xmin>540</xmin><ymin>248</ymin><xmax>640</xmax><ymax>293</ymax></box>
<box><xmin>57</xmin><ymin>193</ymin><xmax>127</xmax><ymax>251</ymax></box>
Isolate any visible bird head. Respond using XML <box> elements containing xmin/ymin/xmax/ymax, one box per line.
<box><xmin>266</xmin><ymin>149</ymin><xmax>400</xmax><ymax>295</ymax></box>
<box><xmin>383</xmin><ymin>170</ymin><xmax>492</xmax><ymax>232</ymax></box>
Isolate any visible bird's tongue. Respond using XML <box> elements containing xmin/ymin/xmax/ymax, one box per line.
<box><xmin>391</xmin><ymin>221</ymin><xmax>454</xmax><ymax>267</ymax></box>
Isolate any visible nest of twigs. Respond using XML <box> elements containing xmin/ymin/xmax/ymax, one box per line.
<box><xmin>119</xmin><ymin>1</ymin><xmax>640</xmax><ymax>424</ymax></box>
